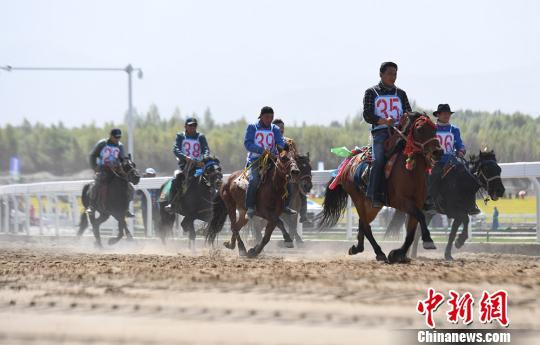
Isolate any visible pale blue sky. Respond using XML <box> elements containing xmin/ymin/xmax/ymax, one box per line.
<box><xmin>1</xmin><ymin>0</ymin><xmax>539</xmax><ymax>126</ymax></box>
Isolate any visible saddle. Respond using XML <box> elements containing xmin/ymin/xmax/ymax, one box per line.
<box><xmin>233</xmin><ymin>160</ymin><xmax>272</xmax><ymax>191</ymax></box>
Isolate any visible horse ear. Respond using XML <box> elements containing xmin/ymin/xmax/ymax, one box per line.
<box><xmin>306</xmin><ymin>152</ymin><xmax>310</xmax><ymax>159</ymax></box>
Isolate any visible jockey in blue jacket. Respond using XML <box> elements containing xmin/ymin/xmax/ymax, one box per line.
<box><xmin>244</xmin><ymin>106</ymin><xmax>296</xmax><ymax>218</ymax></box>
<box><xmin>429</xmin><ymin>104</ymin><xmax>480</xmax><ymax>215</ymax></box>
<box><xmin>165</xmin><ymin>117</ymin><xmax>211</xmax><ymax>213</ymax></box>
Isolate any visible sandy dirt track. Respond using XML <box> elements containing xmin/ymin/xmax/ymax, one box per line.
<box><xmin>0</xmin><ymin>239</ymin><xmax>539</xmax><ymax>345</ymax></box>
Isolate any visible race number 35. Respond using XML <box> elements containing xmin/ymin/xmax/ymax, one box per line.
<box><xmin>376</xmin><ymin>97</ymin><xmax>401</xmax><ymax>119</ymax></box>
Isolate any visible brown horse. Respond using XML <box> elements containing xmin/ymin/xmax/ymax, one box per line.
<box><xmin>206</xmin><ymin>150</ymin><xmax>300</xmax><ymax>257</ymax></box>
<box><xmin>318</xmin><ymin>112</ymin><xmax>443</xmax><ymax>263</ymax></box>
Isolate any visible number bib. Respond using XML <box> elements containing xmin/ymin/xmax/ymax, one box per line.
<box><xmin>182</xmin><ymin>138</ymin><xmax>202</xmax><ymax>160</ymax></box>
<box><xmin>254</xmin><ymin>129</ymin><xmax>275</xmax><ymax>151</ymax></box>
<box><xmin>100</xmin><ymin>145</ymin><xmax>121</xmax><ymax>166</ymax></box>
<box><xmin>374</xmin><ymin>95</ymin><xmax>403</xmax><ymax>121</ymax></box>
<box><xmin>436</xmin><ymin>131</ymin><xmax>455</xmax><ymax>154</ymax></box>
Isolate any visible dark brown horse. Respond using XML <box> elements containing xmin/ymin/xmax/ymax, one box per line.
<box><xmin>206</xmin><ymin>150</ymin><xmax>300</xmax><ymax>257</ymax></box>
<box><xmin>318</xmin><ymin>112</ymin><xmax>443</xmax><ymax>263</ymax></box>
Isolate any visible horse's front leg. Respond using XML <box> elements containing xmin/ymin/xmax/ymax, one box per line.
<box><xmin>181</xmin><ymin>217</ymin><xmax>196</xmax><ymax>250</ymax></box>
<box><xmin>108</xmin><ymin>217</ymin><xmax>126</xmax><ymax>245</ymax></box>
<box><xmin>247</xmin><ymin>219</ymin><xmax>277</xmax><ymax>258</ymax></box>
<box><xmin>445</xmin><ymin>217</ymin><xmax>461</xmax><ymax>261</ymax></box>
<box><xmin>455</xmin><ymin>214</ymin><xmax>469</xmax><ymax>249</ymax></box>
<box><xmin>91</xmin><ymin>213</ymin><xmax>108</xmax><ymax>248</ymax></box>
<box><xmin>276</xmin><ymin>218</ymin><xmax>294</xmax><ymax>248</ymax></box>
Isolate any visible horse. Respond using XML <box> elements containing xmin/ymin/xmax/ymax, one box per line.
<box><xmin>408</xmin><ymin>150</ymin><xmax>505</xmax><ymax>260</ymax></box>
<box><xmin>251</xmin><ymin>153</ymin><xmax>313</xmax><ymax>245</ymax></box>
<box><xmin>78</xmin><ymin>156</ymin><xmax>141</xmax><ymax>248</ymax></box>
<box><xmin>157</xmin><ymin>157</ymin><xmax>223</xmax><ymax>248</ymax></box>
<box><xmin>206</xmin><ymin>150</ymin><xmax>300</xmax><ymax>257</ymax></box>
<box><xmin>318</xmin><ymin>112</ymin><xmax>443</xmax><ymax>263</ymax></box>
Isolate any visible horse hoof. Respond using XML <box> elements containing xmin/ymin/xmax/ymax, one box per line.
<box><xmin>423</xmin><ymin>241</ymin><xmax>437</xmax><ymax>250</ymax></box>
<box><xmin>239</xmin><ymin>249</ymin><xmax>247</xmax><ymax>257</ymax></box>
<box><xmin>444</xmin><ymin>253</ymin><xmax>454</xmax><ymax>261</ymax></box>
<box><xmin>246</xmin><ymin>248</ymin><xmax>257</xmax><ymax>258</ymax></box>
<box><xmin>388</xmin><ymin>249</ymin><xmax>409</xmax><ymax>264</ymax></box>
<box><xmin>455</xmin><ymin>237</ymin><xmax>467</xmax><ymax>249</ymax></box>
<box><xmin>376</xmin><ymin>253</ymin><xmax>388</xmax><ymax>262</ymax></box>
<box><xmin>108</xmin><ymin>238</ymin><xmax>121</xmax><ymax>246</ymax></box>
<box><xmin>348</xmin><ymin>244</ymin><xmax>364</xmax><ymax>256</ymax></box>
<box><xmin>223</xmin><ymin>241</ymin><xmax>233</xmax><ymax>250</ymax></box>
<box><xmin>94</xmin><ymin>242</ymin><xmax>103</xmax><ymax>249</ymax></box>
<box><xmin>284</xmin><ymin>241</ymin><xmax>294</xmax><ymax>248</ymax></box>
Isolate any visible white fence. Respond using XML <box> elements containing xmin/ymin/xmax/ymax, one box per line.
<box><xmin>1</xmin><ymin>163</ymin><xmax>539</xmax><ymax>243</ymax></box>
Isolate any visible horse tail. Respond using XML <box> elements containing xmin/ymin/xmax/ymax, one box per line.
<box><xmin>317</xmin><ymin>177</ymin><xmax>348</xmax><ymax>229</ymax></box>
<box><xmin>205</xmin><ymin>193</ymin><xmax>228</xmax><ymax>245</ymax></box>
<box><xmin>78</xmin><ymin>184</ymin><xmax>91</xmax><ymax>233</ymax></box>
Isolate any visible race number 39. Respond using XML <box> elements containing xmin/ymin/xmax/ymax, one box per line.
<box><xmin>255</xmin><ymin>131</ymin><xmax>274</xmax><ymax>150</ymax></box>
<box><xmin>375</xmin><ymin>96</ymin><xmax>402</xmax><ymax>120</ymax></box>
<box><xmin>437</xmin><ymin>133</ymin><xmax>455</xmax><ymax>154</ymax></box>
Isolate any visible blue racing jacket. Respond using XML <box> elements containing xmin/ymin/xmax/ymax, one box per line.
<box><xmin>244</xmin><ymin>121</ymin><xmax>285</xmax><ymax>164</ymax></box>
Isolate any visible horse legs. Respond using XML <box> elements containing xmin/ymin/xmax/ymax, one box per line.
<box><xmin>91</xmin><ymin>213</ymin><xmax>108</xmax><ymax>248</ymax></box>
<box><xmin>410</xmin><ymin>210</ymin><xmax>435</xmax><ymax>258</ymax></box>
<box><xmin>388</xmin><ymin>214</ymin><xmax>419</xmax><ymax>264</ymax></box>
<box><xmin>411</xmin><ymin>207</ymin><xmax>436</xmax><ymax>250</ymax></box>
<box><xmin>276</xmin><ymin>218</ymin><xmax>294</xmax><ymax>248</ymax></box>
<box><xmin>455</xmin><ymin>214</ymin><xmax>469</xmax><ymax>249</ymax></box>
<box><xmin>108</xmin><ymin>217</ymin><xmax>126</xmax><ymax>245</ymax></box>
<box><xmin>348</xmin><ymin>219</ymin><xmax>365</xmax><ymax>255</ymax></box>
<box><xmin>181</xmin><ymin>217</ymin><xmax>196</xmax><ymax>250</ymax></box>
<box><xmin>445</xmin><ymin>218</ymin><xmax>461</xmax><ymax>261</ymax></box>
<box><xmin>247</xmin><ymin>219</ymin><xmax>277</xmax><ymax>258</ymax></box>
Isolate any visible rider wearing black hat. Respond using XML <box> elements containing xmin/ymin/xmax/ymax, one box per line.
<box><xmin>87</xmin><ymin>128</ymin><xmax>134</xmax><ymax>216</ymax></box>
<box><xmin>165</xmin><ymin>117</ymin><xmax>211</xmax><ymax>213</ymax></box>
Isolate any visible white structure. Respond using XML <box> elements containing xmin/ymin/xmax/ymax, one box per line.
<box><xmin>1</xmin><ymin>163</ymin><xmax>539</xmax><ymax>242</ymax></box>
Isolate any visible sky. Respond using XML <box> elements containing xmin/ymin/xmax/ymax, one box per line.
<box><xmin>1</xmin><ymin>0</ymin><xmax>539</xmax><ymax>127</ymax></box>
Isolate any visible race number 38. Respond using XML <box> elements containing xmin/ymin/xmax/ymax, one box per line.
<box><xmin>375</xmin><ymin>96</ymin><xmax>402</xmax><ymax>120</ymax></box>
<box><xmin>183</xmin><ymin>140</ymin><xmax>201</xmax><ymax>159</ymax></box>
<box><xmin>437</xmin><ymin>133</ymin><xmax>455</xmax><ymax>154</ymax></box>
<box><xmin>255</xmin><ymin>131</ymin><xmax>274</xmax><ymax>150</ymax></box>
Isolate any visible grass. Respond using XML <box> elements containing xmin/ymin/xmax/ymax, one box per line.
<box><xmin>477</xmin><ymin>196</ymin><xmax>536</xmax><ymax>216</ymax></box>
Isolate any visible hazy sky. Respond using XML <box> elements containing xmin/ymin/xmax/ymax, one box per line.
<box><xmin>1</xmin><ymin>0</ymin><xmax>539</xmax><ymax>127</ymax></box>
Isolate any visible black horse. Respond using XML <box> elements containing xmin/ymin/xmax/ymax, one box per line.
<box><xmin>78</xmin><ymin>156</ymin><xmax>141</xmax><ymax>248</ymax></box>
<box><xmin>251</xmin><ymin>153</ymin><xmax>313</xmax><ymax>246</ymax></box>
<box><xmin>158</xmin><ymin>157</ymin><xmax>223</xmax><ymax>248</ymax></box>
<box><xmin>406</xmin><ymin>150</ymin><xmax>505</xmax><ymax>260</ymax></box>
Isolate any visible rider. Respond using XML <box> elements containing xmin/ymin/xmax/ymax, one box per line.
<box><xmin>363</xmin><ymin>61</ymin><xmax>412</xmax><ymax>208</ymax></box>
<box><xmin>244</xmin><ymin>106</ymin><xmax>296</xmax><ymax>219</ymax></box>
<box><xmin>429</xmin><ymin>104</ymin><xmax>480</xmax><ymax>215</ymax></box>
<box><xmin>165</xmin><ymin>117</ymin><xmax>210</xmax><ymax>213</ymax></box>
<box><xmin>87</xmin><ymin>128</ymin><xmax>134</xmax><ymax>217</ymax></box>
<box><xmin>272</xmin><ymin>118</ymin><xmax>308</xmax><ymax>222</ymax></box>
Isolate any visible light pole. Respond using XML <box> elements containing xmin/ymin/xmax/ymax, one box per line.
<box><xmin>0</xmin><ymin>64</ymin><xmax>143</xmax><ymax>159</ymax></box>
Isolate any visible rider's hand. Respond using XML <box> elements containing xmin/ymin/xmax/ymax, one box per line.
<box><xmin>377</xmin><ymin>118</ymin><xmax>394</xmax><ymax>126</ymax></box>
<box><xmin>196</xmin><ymin>161</ymin><xmax>205</xmax><ymax>168</ymax></box>
<box><xmin>457</xmin><ymin>150</ymin><xmax>465</xmax><ymax>158</ymax></box>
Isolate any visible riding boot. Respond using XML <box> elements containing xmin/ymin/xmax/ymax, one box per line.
<box><xmin>245</xmin><ymin>164</ymin><xmax>261</xmax><ymax>218</ymax></box>
<box><xmin>86</xmin><ymin>177</ymin><xmax>100</xmax><ymax>215</ymax></box>
<box><xmin>283</xmin><ymin>183</ymin><xmax>297</xmax><ymax>215</ymax></box>
<box><xmin>165</xmin><ymin>173</ymin><xmax>184</xmax><ymax>213</ymax></box>
<box><xmin>125</xmin><ymin>183</ymin><xmax>135</xmax><ymax>217</ymax></box>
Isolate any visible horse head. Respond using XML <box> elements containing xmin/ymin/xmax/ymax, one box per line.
<box><xmin>276</xmin><ymin>150</ymin><xmax>300</xmax><ymax>180</ymax></box>
<box><xmin>202</xmin><ymin>156</ymin><xmax>223</xmax><ymax>189</ymax></box>
<box><xmin>294</xmin><ymin>152</ymin><xmax>313</xmax><ymax>195</ymax></box>
<box><xmin>471</xmin><ymin>150</ymin><xmax>505</xmax><ymax>201</ymax></box>
<box><xmin>405</xmin><ymin>112</ymin><xmax>443</xmax><ymax>163</ymax></box>
<box><xmin>120</xmin><ymin>154</ymin><xmax>141</xmax><ymax>185</ymax></box>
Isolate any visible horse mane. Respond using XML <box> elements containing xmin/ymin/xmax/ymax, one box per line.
<box><xmin>479</xmin><ymin>150</ymin><xmax>497</xmax><ymax>162</ymax></box>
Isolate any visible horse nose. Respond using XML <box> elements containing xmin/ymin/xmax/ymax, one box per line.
<box><xmin>291</xmin><ymin>168</ymin><xmax>300</xmax><ymax>176</ymax></box>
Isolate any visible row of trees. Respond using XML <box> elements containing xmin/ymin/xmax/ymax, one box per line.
<box><xmin>0</xmin><ymin>105</ymin><xmax>539</xmax><ymax>177</ymax></box>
